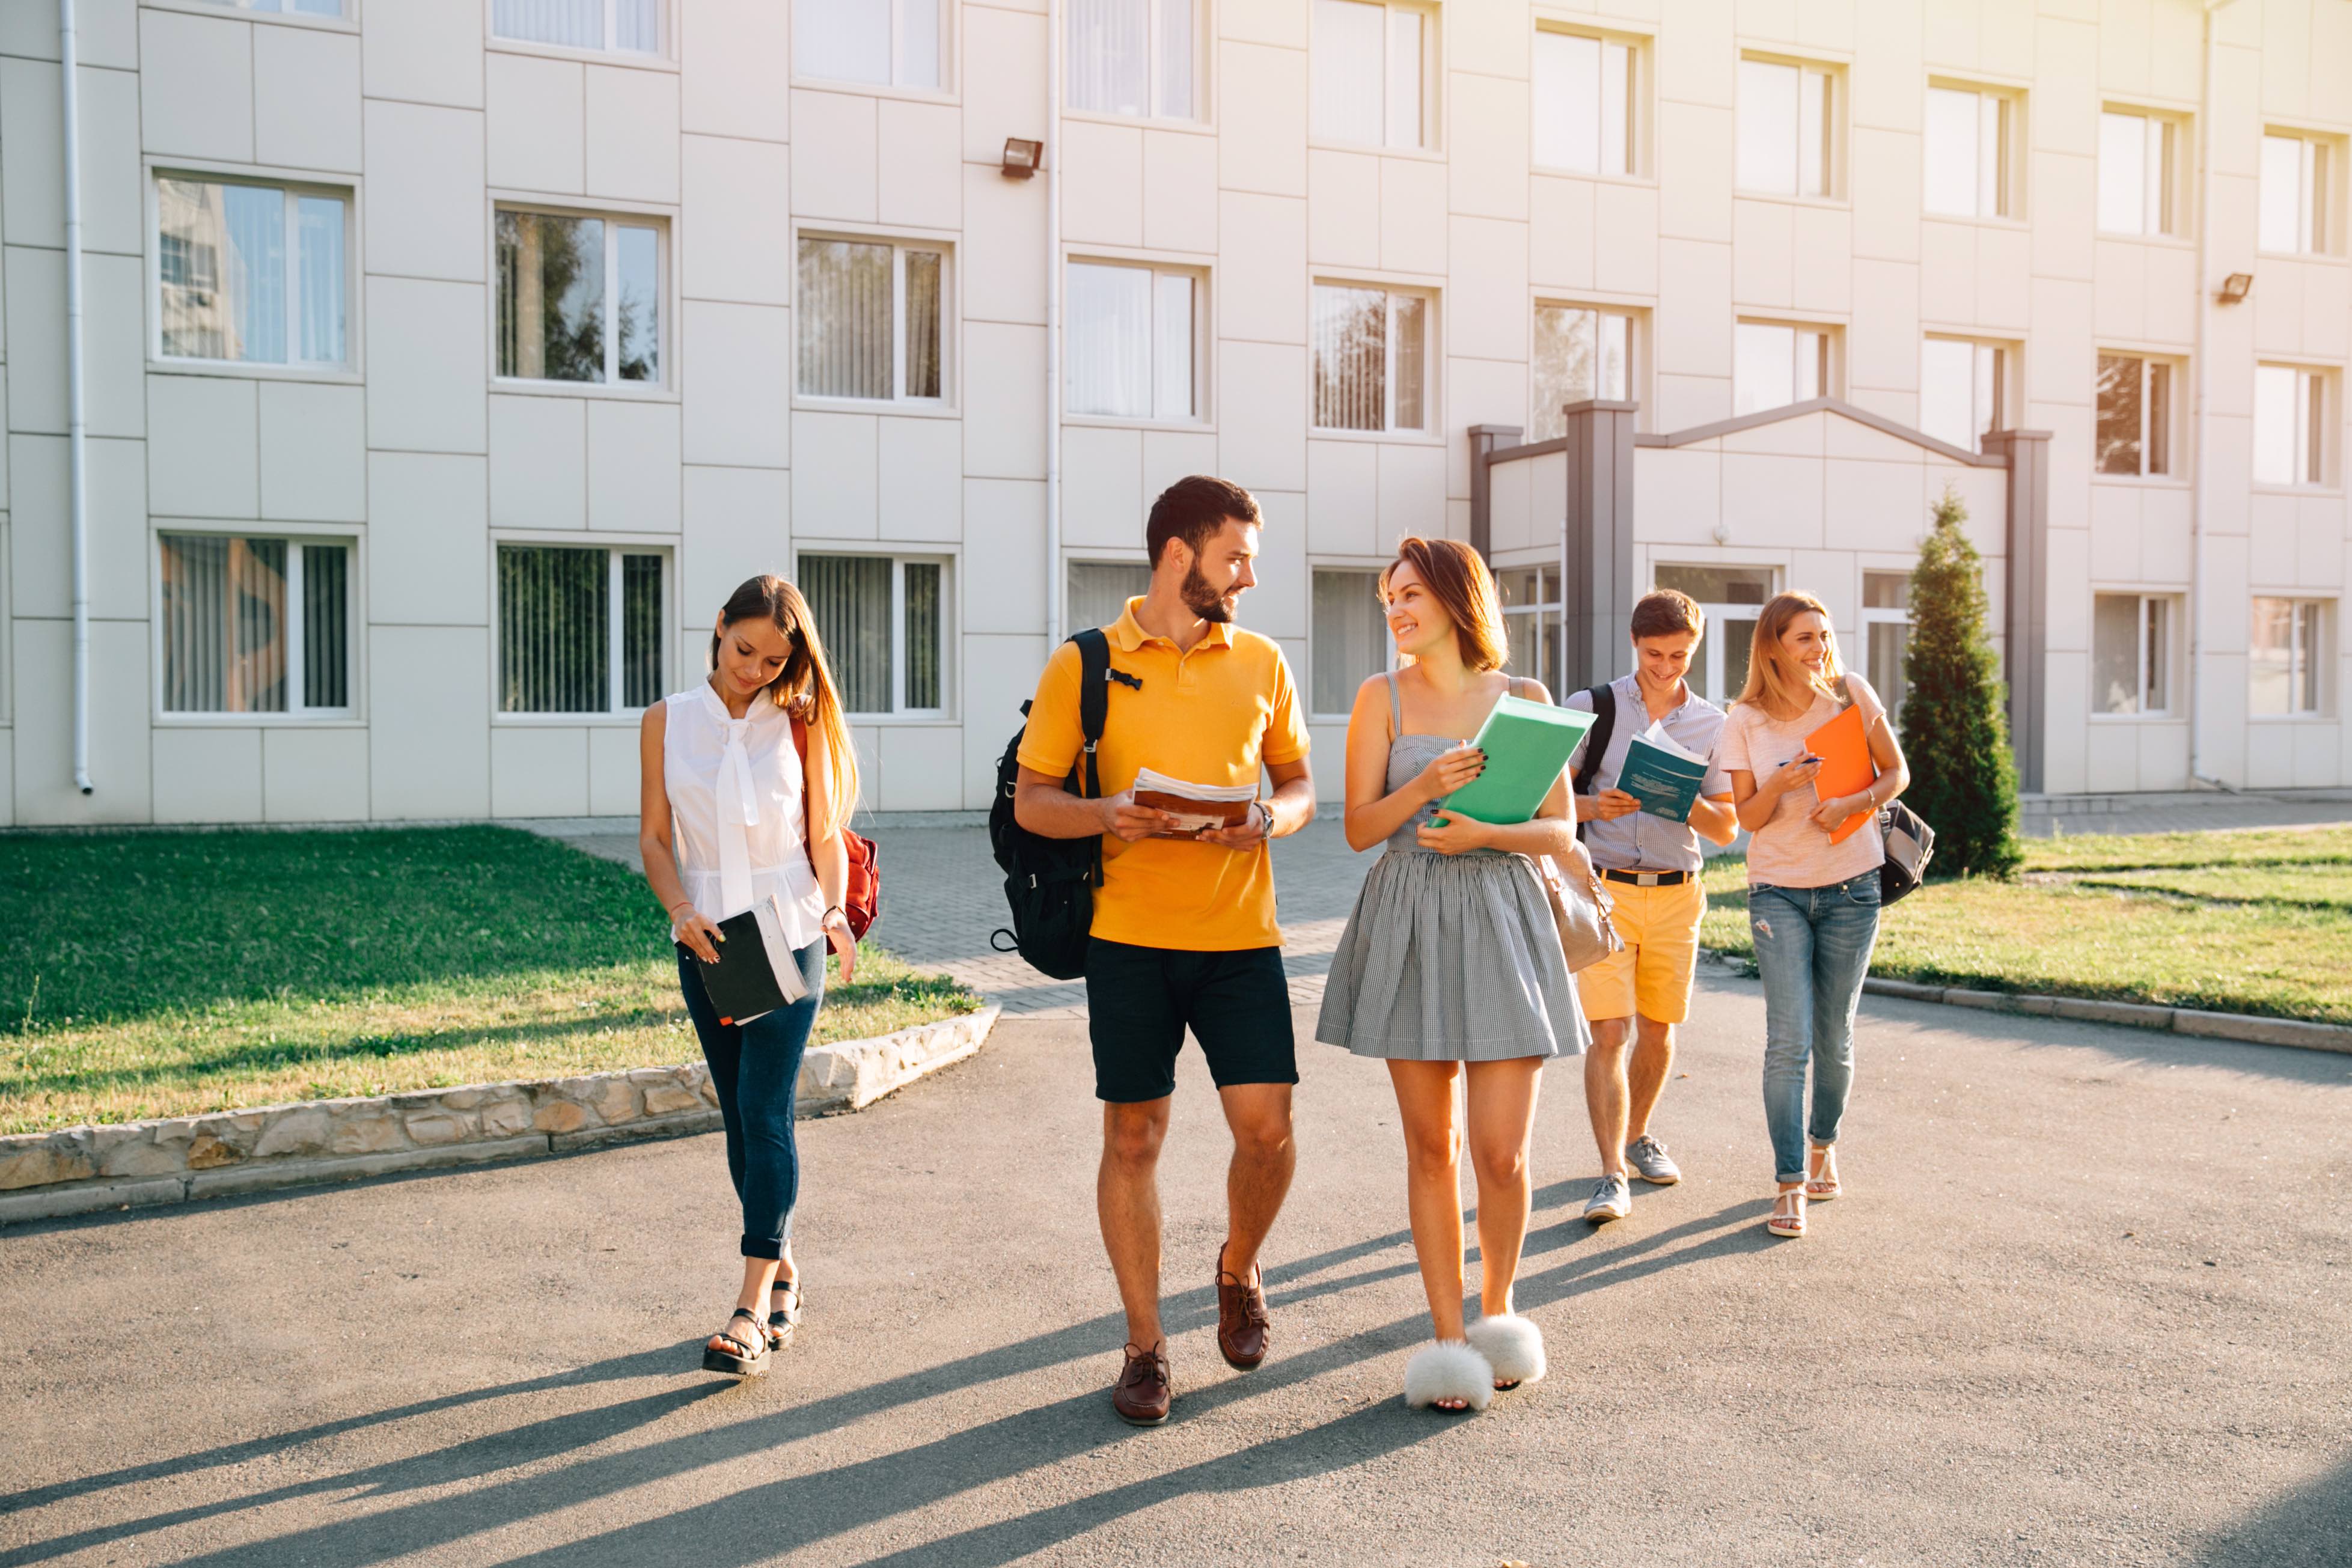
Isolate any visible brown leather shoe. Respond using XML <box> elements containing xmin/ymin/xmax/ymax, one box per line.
<box><xmin>1215</xmin><ymin>1245</ymin><xmax>1271</xmax><ymax>1370</ymax></box>
<box><xmin>1112</xmin><ymin>1341</ymin><xmax>1171</xmax><ymax>1426</ymax></box>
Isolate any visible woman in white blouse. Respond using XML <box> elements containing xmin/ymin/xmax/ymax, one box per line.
<box><xmin>639</xmin><ymin>575</ymin><xmax>862</xmax><ymax>1377</ymax></box>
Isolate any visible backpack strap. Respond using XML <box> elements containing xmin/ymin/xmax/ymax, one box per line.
<box><xmin>1571</xmin><ymin>680</ymin><xmax>1617</xmax><ymax>845</ymax></box>
<box><xmin>1073</xmin><ymin>627</ymin><xmax>1111</xmax><ymax>801</ymax></box>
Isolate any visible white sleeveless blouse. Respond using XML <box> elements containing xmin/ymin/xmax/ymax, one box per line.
<box><xmin>662</xmin><ymin>683</ymin><xmax>827</xmax><ymax>950</ymax></box>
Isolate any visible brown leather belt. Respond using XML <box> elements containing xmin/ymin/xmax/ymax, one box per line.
<box><xmin>1601</xmin><ymin>868</ymin><xmax>1692</xmax><ymax>888</ymax></box>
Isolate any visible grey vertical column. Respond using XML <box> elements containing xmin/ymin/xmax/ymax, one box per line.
<box><xmin>1981</xmin><ymin>429</ymin><xmax>2052</xmax><ymax>794</ymax></box>
<box><xmin>1467</xmin><ymin>424</ymin><xmax>1523</xmax><ymax>560</ymax></box>
<box><xmin>1562</xmin><ymin>400</ymin><xmax>1639</xmax><ymax>689</ymax></box>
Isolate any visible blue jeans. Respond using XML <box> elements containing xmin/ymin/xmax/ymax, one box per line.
<box><xmin>1748</xmin><ymin>873</ymin><xmax>1881</xmax><ymax>1184</ymax></box>
<box><xmin>676</xmin><ymin>940</ymin><xmax>826</xmax><ymax>1260</ymax></box>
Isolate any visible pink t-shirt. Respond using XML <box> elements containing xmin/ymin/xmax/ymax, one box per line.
<box><xmin>1718</xmin><ymin>675</ymin><xmax>1888</xmax><ymax>889</ymax></box>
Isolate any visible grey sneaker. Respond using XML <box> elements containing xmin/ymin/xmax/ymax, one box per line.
<box><xmin>1625</xmin><ymin>1135</ymin><xmax>1682</xmax><ymax>1186</ymax></box>
<box><xmin>1583</xmin><ymin>1173</ymin><xmax>1631</xmax><ymax>1225</ymax></box>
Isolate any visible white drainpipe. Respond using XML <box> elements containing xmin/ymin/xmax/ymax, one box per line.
<box><xmin>2187</xmin><ymin>0</ymin><xmax>2238</xmax><ymax>792</ymax></box>
<box><xmin>60</xmin><ymin>0</ymin><xmax>93</xmax><ymax>796</ymax></box>
<box><xmin>1043</xmin><ymin>0</ymin><xmax>1063</xmax><ymax>650</ymax></box>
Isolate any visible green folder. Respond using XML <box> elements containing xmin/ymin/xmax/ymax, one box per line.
<box><xmin>1437</xmin><ymin>695</ymin><xmax>1598</xmax><ymax>826</ymax></box>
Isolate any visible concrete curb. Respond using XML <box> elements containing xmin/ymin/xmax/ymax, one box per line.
<box><xmin>0</xmin><ymin>1005</ymin><xmax>1000</xmax><ymax>1227</ymax></box>
<box><xmin>1701</xmin><ymin>950</ymin><xmax>2351</xmax><ymax>1054</ymax></box>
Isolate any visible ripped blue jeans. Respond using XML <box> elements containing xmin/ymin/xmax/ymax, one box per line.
<box><xmin>1748</xmin><ymin>873</ymin><xmax>1882</xmax><ymax>1185</ymax></box>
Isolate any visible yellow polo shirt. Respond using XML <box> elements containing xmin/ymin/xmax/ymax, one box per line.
<box><xmin>1016</xmin><ymin>600</ymin><xmax>1310</xmax><ymax>951</ymax></box>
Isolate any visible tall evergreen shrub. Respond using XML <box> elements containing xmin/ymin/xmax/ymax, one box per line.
<box><xmin>1896</xmin><ymin>489</ymin><xmax>2024</xmax><ymax>878</ymax></box>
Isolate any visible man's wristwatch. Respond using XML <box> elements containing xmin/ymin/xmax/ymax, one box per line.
<box><xmin>1252</xmin><ymin>801</ymin><xmax>1274</xmax><ymax>838</ymax></box>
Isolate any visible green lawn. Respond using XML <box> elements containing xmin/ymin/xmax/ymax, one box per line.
<box><xmin>0</xmin><ymin>827</ymin><xmax>980</xmax><ymax>1136</ymax></box>
<box><xmin>1697</xmin><ymin>825</ymin><xmax>2352</xmax><ymax>1025</ymax></box>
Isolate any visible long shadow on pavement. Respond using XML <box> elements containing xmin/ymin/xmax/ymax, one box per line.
<box><xmin>2187</xmin><ymin>1454</ymin><xmax>2352</xmax><ymax>1567</ymax></box>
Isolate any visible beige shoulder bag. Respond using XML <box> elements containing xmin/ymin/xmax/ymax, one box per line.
<box><xmin>1510</xmin><ymin>679</ymin><xmax>1623</xmax><ymax>973</ymax></box>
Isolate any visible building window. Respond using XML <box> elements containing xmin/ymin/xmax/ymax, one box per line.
<box><xmin>159</xmin><ymin>534</ymin><xmax>352</xmax><ymax>716</ymax></box>
<box><xmin>1530</xmin><ymin>305</ymin><xmax>1633</xmax><ymax>442</ymax></box>
<box><xmin>195</xmin><ymin>0</ymin><xmax>346</xmax><ymax>13</ymax></box>
<box><xmin>1067</xmin><ymin>261</ymin><xmax>1197</xmax><ymax>421</ymax></box>
<box><xmin>793</xmin><ymin>0</ymin><xmax>940</xmax><ymax>89</ymax></box>
<box><xmin>1068</xmin><ymin>0</ymin><xmax>1193</xmax><ymax>120</ymax></box>
<box><xmin>2091</xmin><ymin>592</ymin><xmax>2175</xmax><ymax>716</ymax></box>
<box><xmin>799</xmin><ymin>554</ymin><xmax>946</xmax><ymax>716</ymax></box>
<box><xmin>2250</xmin><ymin>597</ymin><xmax>2330</xmax><ymax>716</ymax></box>
<box><xmin>1925</xmin><ymin>84</ymin><xmax>2012</xmax><ymax>219</ymax></box>
<box><xmin>2098</xmin><ymin>109</ymin><xmax>2177</xmax><ymax>237</ymax></box>
<box><xmin>1737</xmin><ymin>56</ymin><xmax>1834</xmax><ymax>197</ymax></box>
<box><xmin>2095</xmin><ymin>354</ymin><xmax>2173</xmax><ymax>477</ymax></box>
<box><xmin>2260</xmin><ymin>132</ymin><xmax>2333</xmax><ymax>255</ymax></box>
<box><xmin>496</xmin><ymin>546</ymin><xmax>664</xmax><ymax>715</ymax></box>
<box><xmin>1312</xmin><ymin>284</ymin><xmax>1429</xmax><ymax>433</ymax></box>
<box><xmin>1533</xmin><ymin>29</ymin><xmax>1634</xmax><ymax>176</ymax></box>
<box><xmin>156</xmin><ymin>177</ymin><xmax>347</xmax><ymax>367</ymax></box>
<box><xmin>796</xmin><ymin>237</ymin><xmax>946</xmax><ymax>404</ymax></box>
<box><xmin>1920</xmin><ymin>337</ymin><xmax>2005</xmax><ymax>451</ymax></box>
<box><xmin>1068</xmin><ymin>560</ymin><xmax>1152</xmax><ymax>633</ymax></box>
<box><xmin>1312</xmin><ymin>0</ymin><xmax>1429</xmax><ymax>151</ymax></box>
<box><xmin>1861</xmin><ymin>570</ymin><xmax>1914</xmax><ymax>724</ymax></box>
<box><xmin>496</xmin><ymin>210</ymin><xmax>662</xmax><ymax>385</ymax></box>
<box><xmin>2255</xmin><ymin>364</ymin><xmax>2329</xmax><ymax>487</ymax></box>
<box><xmin>493</xmin><ymin>0</ymin><xmax>661</xmax><ymax>53</ymax></box>
<box><xmin>1653</xmin><ymin>565</ymin><xmax>1774</xmax><ymax>704</ymax></box>
<box><xmin>1733</xmin><ymin>320</ymin><xmax>1832</xmax><ymax>416</ymax></box>
<box><xmin>1312</xmin><ymin>568</ymin><xmax>1390</xmax><ymax>716</ymax></box>
<box><xmin>1496</xmin><ymin>566</ymin><xmax>1563</xmax><ymax>697</ymax></box>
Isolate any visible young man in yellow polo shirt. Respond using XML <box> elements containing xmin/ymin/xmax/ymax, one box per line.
<box><xmin>1014</xmin><ymin>475</ymin><xmax>1316</xmax><ymax>1427</ymax></box>
<box><xmin>1565</xmin><ymin>590</ymin><xmax>1741</xmax><ymax>1224</ymax></box>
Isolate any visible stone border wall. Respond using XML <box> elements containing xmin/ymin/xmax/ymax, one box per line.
<box><xmin>0</xmin><ymin>1006</ymin><xmax>999</xmax><ymax>1225</ymax></box>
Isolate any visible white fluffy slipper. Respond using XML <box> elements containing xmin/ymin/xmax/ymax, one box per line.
<box><xmin>1403</xmin><ymin>1340</ymin><xmax>1495</xmax><ymax>1412</ymax></box>
<box><xmin>1465</xmin><ymin>1313</ymin><xmax>1547</xmax><ymax>1388</ymax></box>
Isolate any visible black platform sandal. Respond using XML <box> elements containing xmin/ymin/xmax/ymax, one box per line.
<box><xmin>768</xmin><ymin>1280</ymin><xmax>802</xmax><ymax>1350</ymax></box>
<box><xmin>701</xmin><ymin>1308</ymin><xmax>770</xmax><ymax>1376</ymax></box>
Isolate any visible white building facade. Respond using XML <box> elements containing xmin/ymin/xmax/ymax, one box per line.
<box><xmin>0</xmin><ymin>0</ymin><xmax>2347</xmax><ymax>825</ymax></box>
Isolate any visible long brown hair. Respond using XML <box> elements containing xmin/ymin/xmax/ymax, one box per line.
<box><xmin>1735</xmin><ymin>590</ymin><xmax>1843</xmax><ymax>719</ymax></box>
<box><xmin>712</xmin><ymin>575</ymin><xmax>863</xmax><ymax>837</ymax></box>
<box><xmin>1381</xmin><ymin>536</ymin><xmax>1508</xmax><ymax>672</ymax></box>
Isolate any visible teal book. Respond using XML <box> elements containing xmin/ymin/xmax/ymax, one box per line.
<box><xmin>1437</xmin><ymin>695</ymin><xmax>1597</xmax><ymax>826</ymax></box>
<box><xmin>1615</xmin><ymin>727</ymin><xmax>1711</xmax><ymax>824</ymax></box>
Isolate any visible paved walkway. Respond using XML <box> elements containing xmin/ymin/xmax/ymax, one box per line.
<box><xmin>5</xmin><ymin>981</ymin><xmax>2347</xmax><ymax>1564</ymax></box>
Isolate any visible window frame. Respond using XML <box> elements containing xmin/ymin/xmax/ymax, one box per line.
<box><xmin>1310</xmin><ymin>279</ymin><xmax>1438</xmax><ymax>438</ymax></box>
<box><xmin>150</xmin><ymin>0</ymin><xmax>357</xmax><ymax>31</ymax></box>
<box><xmin>2258</xmin><ymin>129</ymin><xmax>2340</xmax><ymax>257</ymax></box>
<box><xmin>1529</xmin><ymin>299</ymin><xmax>1638</xmax><ymax>442</ymax></box>
<box><xmin>1065</xmin><ymin>0</ymin><xmax>1201</xmax><ymax>124</ymax></box>
<box><xmin>487</xmin><ymin>0</ymin><xmax>670</xmax><ymax>60</ymax></box>
<box><xmin>2093</xmin><ymin>351</ymin><xmax>2182</xmax><ymax>481</ymax></box>
<box><xmin>2096</xmin><ymin>105</ymin><xmax>2187</xmax><ymax>240</ymax></box>
<box><xmin>1735</xmin><ymin>52</ymin><xmax>1840</xmax><ymax>201</ymax></box>
<box><xmin>147</xmin><ymin>165</ymin><xmax>359</xmax><ymax>380</ymax></box>
<box><xmin>2089</xmin><ymin>590</ymin><xmax>2180</xmax><ymax>719</ymax></box>
<box><xmin>151</xmin><ymin>524</ymin><xmax>362</xmax><ymax>725</ymax></box>
<box><xmin>790</xmin><ymin>0</ymin><xmax>950</xmax><ymax>94</ymax></box>
<box><xmin>1732</xmin><ymin>318</ymin><xmax>1837</xmax><ymax>417</ymax></box>
<box><xmin>2249</xmin><ymin>596</ymin><xmax>2334</xmax><ymax>719</ymax></box>
<box><xmin>491</xmin><ymin>203</ymin><xmax>672</xmax><ymax>395</ymax></box>
<box><xmin>793</xmin><ymin>550</ymin><xmax>954</xmax><ymax>722</ymax></box>
<box><xmin>1923</xmin><ymin>80</ymin><xmax>2019</xmax><ymax>222</ymax></box>
<box><xmin>2253</xmin><ymin>362</ymin><xmax>2333</xmax><ymax>490</ymax></box>
<box><xmin>1063</xmin><ymin>255</ymin><xmax>1209</xmax><ymax>426</ymax></box>
<box><xmin>1919</xmin><ymin>335</ymin><xmax>2009</xmax><ymax>453</ymax></box>
<box><xmin>489</xmin><ymin>537</ymin><xmax>671</xmax><ymax>724</ymax></box>
<box><xmin>792</xmin><ymin>230</ymin><xmax>956</xmax><ymax>411</ymax></box>
<box><xmin>1309</xmin><ymin>0</ymin><xmax>1439</xmax><ymax>156</ymax></box>
<box><xmin>1531</xmin><ymin>24</ymin><xmax>1643</xmax><ymax>179</ymax></box>
<box><xmin>1859</xmin><ymin>569</ymin><xmax>1915</xmax><ymax>725</ymax></box>
<box><xmin>1308</xmin><ymin>563</ymin><xmax>1397</xmax><ymax>720</ymax></box>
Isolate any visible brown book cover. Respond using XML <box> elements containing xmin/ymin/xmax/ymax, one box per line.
<box><xmin>1133</xmin><ymin>790</ymin><xmax>1253</xmax><ymax>830</ymax></box>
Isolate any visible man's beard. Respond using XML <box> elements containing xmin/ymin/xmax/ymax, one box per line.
<box><xmin>1182</xmin><ymin>563</ymin><xmax>1238</xmax><ymax>623</ymax></box>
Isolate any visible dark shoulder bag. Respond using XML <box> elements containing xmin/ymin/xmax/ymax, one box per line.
<box><xmin>1831</xmin><ymin>677</ymin><xmax>1935</xmax><ymax>905</ymax></box>
<box><xmin>987</xmin><ymin>629</ymin><xmax>1129</xmax><ymax>980</ymax></box>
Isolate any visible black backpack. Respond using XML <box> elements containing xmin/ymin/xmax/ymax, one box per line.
<box><xmin>1569</xmin><ymin>682</ymin><xmax>1618</xmax><ymax>844</ymax></box>
<box><xmin>988</xmin><ymin>629</ymin><xmax>1133</xmax><ymax>980</ymax></box>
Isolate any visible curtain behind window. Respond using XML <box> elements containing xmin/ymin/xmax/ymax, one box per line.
<box><xmin>1068</xmin><ymin>263</ymin><xmax>1152</xmax><ymax>417</ymax></box>
<box><xmin>1069</xmin><ymin>0</ymin><xmax>1149</xmax><ymax>115</ymax></box>
<box><xmin>160</xmin><ymin>535</ymin><xmax>289</xmax><ymax>713</ymax></box>
<box><xmin>795</xmin><ymin>0</ymin><xmax>891</xmax><ymax>82</ymax></box>
<box><xmin>801</xmin><ymin>555</ymin><xmax>893</xmax><ymax>712</ymax></box>
<box><xmin>493</xmin><ymin>0</ymin><xmax>600</xmax><ymax>47</ymax></box>
<box><xmin>1313</xmin><ymin>285</ymin><xmax>1386</xmax><ymax>430</ymax></box>
<box><xmin>499</xmin><ymin>546</ymin><xmax>610</xmax><ymax>713</ymax></box>
<box><xmin>1312</xmin><ymin>569</ymin><xmax>1388</xmax><ymax>716</ymax></box>
<box><xmin>798</xmin><ymin>239</ymin><xmax>894</xmax><ymax>398</ymax></box>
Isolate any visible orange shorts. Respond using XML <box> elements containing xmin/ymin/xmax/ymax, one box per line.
<box><xmin>1577</xmin><ymin>876</ymin><xmax>1706</xmax><ymax>1025</ymax></box>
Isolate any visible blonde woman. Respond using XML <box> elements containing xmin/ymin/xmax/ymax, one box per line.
<box><xmin>1318</xmin><ymin>537</ymin><xmax>1587</xmax><ymax>1414</ymax></box>
<box><xmin>638</xmin><ymin>575</ymin><xmax>863</xmax><ymax>1376</ymax></box>
<box><xmin>1717</xmin><ymin>593</ymin><xmax>1910</xmax><ymax>1240</ymax></box>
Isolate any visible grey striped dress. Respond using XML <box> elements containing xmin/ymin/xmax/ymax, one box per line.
<box><xmin>1314</xmin><ymin>676</ymin><xmax>1587</xmax><ymax>1063</ymax></box>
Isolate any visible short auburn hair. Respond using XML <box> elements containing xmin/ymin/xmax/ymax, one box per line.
<box><xmin>1631</xmin><ymin>589</ymin><xmax>1705</xmax><ymax>642</ymax></box>
<box><xmin>1381</xmin><ymin>537</ymin><xmax>1509</xmax><ymax>673</ymax></box>
<box><xmin>1146</xmin><ymin>475</ymin><xmax>1262</xmax><ymax>566</ymax></box>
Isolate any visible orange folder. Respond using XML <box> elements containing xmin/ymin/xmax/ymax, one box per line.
<box><xmin>1803</xmin><ymin>704</ymin><xmax>1878</xmax><ymax>844</ymax></box>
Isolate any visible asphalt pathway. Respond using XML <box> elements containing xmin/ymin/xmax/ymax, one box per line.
<box><xmin>5</xmin><ymin>971</ymin><xmax>2348</xmax><ymax>1566</ymax></box>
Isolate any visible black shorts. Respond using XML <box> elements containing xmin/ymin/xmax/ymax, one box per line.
<box><xmin>1084</xmin><ymin>939</ymin><xmax>1299</xmax><ymax>1103</ymax></box>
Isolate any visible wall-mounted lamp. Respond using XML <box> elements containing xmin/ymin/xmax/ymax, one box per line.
<box><xmin>2217</xmin><ymin>272</ymin><xmax>2254</xmax><ymax>304</ymax></box>
<box><xmin>1001</xmin><ymin>138</ymin><xmax>1043</xmax><ymax>179</ymax></box>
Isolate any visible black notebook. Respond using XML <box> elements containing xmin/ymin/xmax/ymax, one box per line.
<box><xmin>694</xmin><ymin>909</ymin><xmax>787</xmax><ymax>1027</ymax></box>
